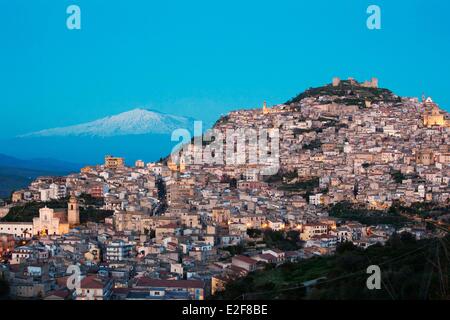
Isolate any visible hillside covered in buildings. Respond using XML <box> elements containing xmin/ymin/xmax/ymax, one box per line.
<box><xmin>1</xmin><ymin>78</ymin><xmax>449</xmax><ymax>300</ymax></box>
<box><xmin>177</xmin><ymin>77</ymin><xmax>450</xmax><ymax>211</ymax></box>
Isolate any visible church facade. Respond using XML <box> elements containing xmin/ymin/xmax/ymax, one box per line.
<box><xmin>422</xmin><ymin>97</ymin><xmax>449</xmax><ymax>128</ymax></box>
<box><xmin>33</xmin><ymin>207</ymin><xmax>69</xmax><ymax>236</ymax></box>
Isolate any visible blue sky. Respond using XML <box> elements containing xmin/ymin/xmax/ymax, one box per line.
<box><xmin>0</xmin><ymin>0</ymin><xmax>449</xmax><ymax>138</ymax></box>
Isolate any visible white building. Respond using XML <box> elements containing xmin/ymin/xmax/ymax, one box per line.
<box><xmin>105</xmin><ymin>240</ymin><xmax>134</xmax><ymax>262</ymax></box>
<box><xmin>309</xmin><ymin>193</ymin><xmax>324</xmax><ymax>206</ymax></box>
<box><xmin>49</xmin><ymin>183</ymin><xmax>67</xmax><ymax>199</ymax></box>
<box><xmin>0</xmin><ymin>222</ymin><xmax>34</xmax><ymax>238</ymax></box>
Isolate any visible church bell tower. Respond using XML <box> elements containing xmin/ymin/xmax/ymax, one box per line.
<box><xmin>68</xmin><ymin>195</ymin><xmax>80</xmax><ymax>227</ymax></box>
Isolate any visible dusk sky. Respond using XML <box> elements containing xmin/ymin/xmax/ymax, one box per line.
<box><xmin>1</xmin><ymin>0</ymin><xmax>449</xmax><ymax>138</ymax></box>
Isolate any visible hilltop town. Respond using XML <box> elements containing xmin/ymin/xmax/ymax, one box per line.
<box><xmin>1</xmin><ymin>78</ymin><xmax>449</xmax><ymax>300</ymax></box>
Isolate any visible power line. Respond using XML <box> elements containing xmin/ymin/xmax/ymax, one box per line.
<box><xmin>366</xmin><ymin>255</ymin><xmax>396</xmax><ymax>300</ymax></box>
<box><xmin>232</xmin><ymin>238</ymin><xmax>438</xmax><ymax>300</ymax></box>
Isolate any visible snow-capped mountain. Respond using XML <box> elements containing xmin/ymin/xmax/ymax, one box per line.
<box><xmin>20</xmin><ymin>109</ymin><xmax>195</xmax><ymax>138</ymax></box>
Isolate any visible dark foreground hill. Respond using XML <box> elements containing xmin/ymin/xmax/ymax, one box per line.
<box><xmin>0</xmin><ymin>153</ymin><xmax>81</xmax><ymax>198</ymax></box>
<box><xmin>212</xmin><ymin>233</ymin><xmax>450</xmax><ymax>300</ymax></box>
<box><xmin>0</xmin><ymin>166</ymin><xmax>61</xmax><ymax>198</ymax></box>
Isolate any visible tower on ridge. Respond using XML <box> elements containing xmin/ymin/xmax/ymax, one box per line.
<box><xmin>332</xmin><ymin>77</ymin><xmax>341</xmax><ymax>87</ymax></box>
<box><xmin>263</xmin><ymin>101</ymin><xmax>269</xmax><ymax>115</ymax></box>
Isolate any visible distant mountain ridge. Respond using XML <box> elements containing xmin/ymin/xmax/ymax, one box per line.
<box><xmin>0</xmin><ymin>153</ymin><xmax>81</xmax><ymax>172</ymax></box>
<box><xmin>20</xmin><ymin>108</ymin><xmax>196</xmax><ymax>138</ymax></box>
<box><xmin>0</xmin><ymin>153</ymin><xmax>81</xmax><ymax>198</ymax></box>
<box><xmin>0</xmin><ymin>108</ymin><xmax>195</xmax><ymax>197</ymax></box>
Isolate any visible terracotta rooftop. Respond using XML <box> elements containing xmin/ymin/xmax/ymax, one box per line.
<box><xmin>233</xmin><ymin>255</ymin><xmax>258</xmax><ymax>265</ymax></box>
<box><xmin>45</xmin><ymin>289</ymin><xmax>71</xmax><ymax>299</ymax></box>
<box><xmin>80</xmin><ymin>275</ymin><xmax>111</xmax><ymax>289</ymax></box>
<box><xmin>135</xmin><ymin>277</ymin><xmax>205</xmax><ymax>289</ymax></box>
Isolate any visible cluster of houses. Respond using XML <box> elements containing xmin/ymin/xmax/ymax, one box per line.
<box><xmin>1</xmin><ymin>79</ymin><xmax>448</xmax><ymax>300</ymax></box>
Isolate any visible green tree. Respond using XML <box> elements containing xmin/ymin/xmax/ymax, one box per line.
<box><xmin>213</xmin><ymin>233</ymin><xmax>449</xmax><ymax>300</ymax></box>
<box><xmin>247</xmin><ymin>228</ymin><xmax>262</xmax><ymax>238</ymax></box>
